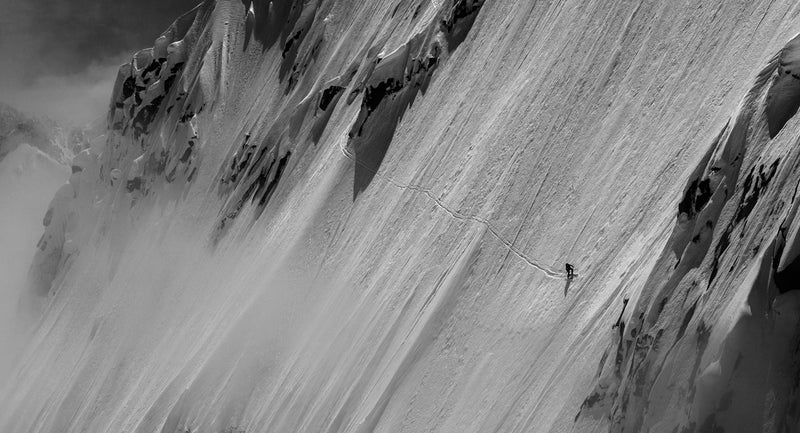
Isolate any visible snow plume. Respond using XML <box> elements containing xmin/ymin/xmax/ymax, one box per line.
<box><xmin>0</xmin><ymin>145</ymin><xmax>68</xmax><ymax>389</ymax></box>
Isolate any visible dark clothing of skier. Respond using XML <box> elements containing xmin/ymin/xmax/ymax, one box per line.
<box><xmin>565</xmin><ymin>263</ymin><xmax>574</xmax><ymax>280</ymax></box>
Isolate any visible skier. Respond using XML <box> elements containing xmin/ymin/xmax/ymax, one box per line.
<box><xmin>565</xmin><ymin>263</ymin><xmax>575</xmax><ymax>280</ymax></box>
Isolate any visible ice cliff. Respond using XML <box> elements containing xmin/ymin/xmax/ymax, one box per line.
<box><xmin>5</xmin><ymin>1</ymin><xmax>800</xmax><ymax>432</ymax></box>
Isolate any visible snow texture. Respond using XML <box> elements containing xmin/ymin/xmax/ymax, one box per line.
<box><xmin>5</xmin><ymin>1</ymin><xmax>800</xmax><ymax>432</ymax></box>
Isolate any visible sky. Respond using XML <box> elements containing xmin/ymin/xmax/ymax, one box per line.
<box><xmin>0</xmin><ymin>0</ymin><xmax>200</xmax><ymax>126</ymax></box>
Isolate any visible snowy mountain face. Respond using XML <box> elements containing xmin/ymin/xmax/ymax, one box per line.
<box><xmin>4</xmin><ymin>0</ymin><xmax>800</xmax><ymax>432</ymax></box>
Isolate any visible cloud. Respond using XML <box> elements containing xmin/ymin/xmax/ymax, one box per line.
<box><xmin>0</xmin><ymin>0</ymin><xmax>199</xmax><ymax>126</ymax></box>
<box><xmin>1</xmin><ymin>56</ymin><xmax>126</xmax><ymax>126</ymax></box>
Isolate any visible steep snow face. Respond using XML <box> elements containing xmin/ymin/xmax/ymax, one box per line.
<box><xmin>6</xmin><ymin>1</ymin><xmax>800</xmax><ymax>432</ymax></box>
<box><xmin>0</xmin><ymin>144</ymin><xmax>68</xmax><ymax>388</ymax></box>
<box><xmin>767</xmin><ymin>33</ymin><xmax>800</xmax><ymax>138</ymax></box>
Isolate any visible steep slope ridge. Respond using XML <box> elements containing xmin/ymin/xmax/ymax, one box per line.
<box><xmin>4</xmin><ymin>1</ymin><xmax>800</xmax><ymax>432</ymax></box>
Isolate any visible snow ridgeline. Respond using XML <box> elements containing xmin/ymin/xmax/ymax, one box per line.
<box><xmin>575</xmin><ymin>33</ymin><xmax>800</xmax><ymax>432</ymax></box>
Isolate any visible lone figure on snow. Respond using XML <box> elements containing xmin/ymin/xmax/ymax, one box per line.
<box><xmin>565</xmin><ymin>263</ymin><xmax>575</xmax><ymax>280</ymax></box>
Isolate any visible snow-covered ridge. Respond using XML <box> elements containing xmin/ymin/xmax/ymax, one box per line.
<box><xmin>10</xmin><ymin>1</ymin><xmax>800</xmax><ymax>432</ymax></box>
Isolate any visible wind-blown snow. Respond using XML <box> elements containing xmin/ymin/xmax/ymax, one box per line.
<box><xmin>4</xmin><ymin>1</ymin><xmax>800</xmax><ymax>432</ymax></box>
<box><xmin>0</xmin><ymin>144</ymin><xmax>68</xmax><ymax>388</ymax></box>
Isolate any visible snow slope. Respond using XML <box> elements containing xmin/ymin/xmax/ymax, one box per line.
<box><xmin>0</xmin><ymin>144</ymin><xmax>68</xmax><ymax>389</ymax></box>
<box><xmin>4</xmin><ymin>0</ymin><xmax>800</xmax><ymax>432</ymax></box>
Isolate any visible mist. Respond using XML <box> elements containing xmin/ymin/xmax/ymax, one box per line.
<box><xmin>0</xmin><ymin>0</ymin><xmax>197</xmax><ymax>389</ymax></box>
<box><xmin>0</xmin><ymin>0</ymin><xmax>199</xmax><ymax>126</ymax></box>
<box><xmin>0</xmin><ymin>145</ymin><xmax>68</xmax><ymax>389</ymax></box>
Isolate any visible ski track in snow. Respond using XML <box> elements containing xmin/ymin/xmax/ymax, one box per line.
<box><xmin>337</xmin><ymin>141</ymin><xmax>565</xmax><ymax>280</ymax></box>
